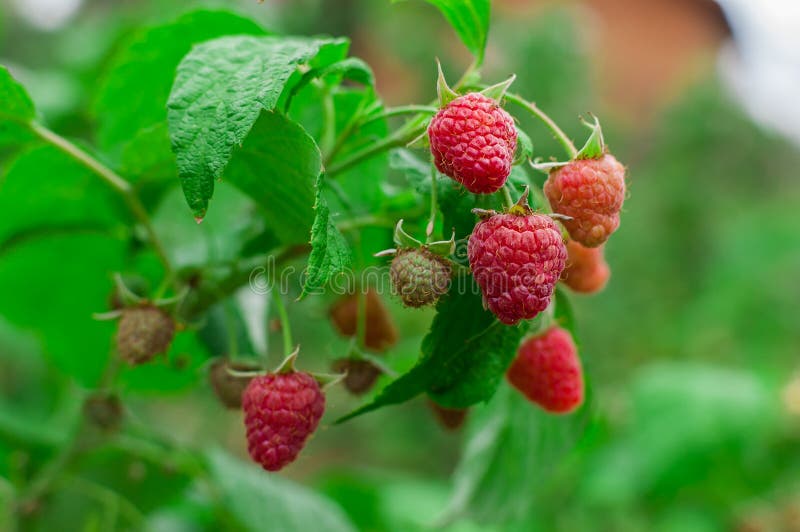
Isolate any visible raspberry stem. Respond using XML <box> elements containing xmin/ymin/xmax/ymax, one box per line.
<box><xmin>271</xmin><ymin>290</ymin><xmax>293</xmax><ymax>358</ymax></box>
<box><xmin>503</xmin><ymin>93</ymin><xmax>578</xmax><ymax>159</ymax></box>
<box><xmin>500</xmin><ymin>185</ymin><xmax>515</xmax><ymax>210</ymax></box>
<box><xmin>324</xmin><ymin>89</ymin><xmax>374</xmax><ymax>164</ymax></box>
<box><xmin>359</xmin><ymin>105</ymin><xmax>438</xmax><ymax>127</ymax></box>
<box><xmin>326</xmin><ymin>114</ymin><xmax>429</xmax><ymax>177</ymax></box>
<box><xmin>426</xmin><ymin>162</ymin><xmax>438</xmax><ymax>242</ymax></box>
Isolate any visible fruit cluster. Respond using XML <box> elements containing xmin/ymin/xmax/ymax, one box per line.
<box><xmin>383</xmin><ymin>74</ymin><xmax>626</xmax><ymax>416</ymax></box>
<box><xmin>108</xmin><ymin>71</ymin><xmax>626</xmax><ymax>472</ymax></box>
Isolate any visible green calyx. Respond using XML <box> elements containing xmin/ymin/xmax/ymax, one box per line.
<box><xmin>575</xmin><ymin>114</ymin><xmax>606</xmax><ymax>160</ymax></box>
<box><xmin>436</xmin><ymin>60</ymin><xmax>458</xmax><ymax>108</ymax></box>
<box><xmin>479</xmin><ymin>74</ymin><xmax>516</xmax><ymax>103</ymax></box>
<box><xmin>529</xmin><ymin>114</ymin><xmax>607</xmax><ymax>173</ymax></box>
<box><xmin>390</xmin><ymin>219</ymin><xmax>455</xmax><ymax>258</ymax></box>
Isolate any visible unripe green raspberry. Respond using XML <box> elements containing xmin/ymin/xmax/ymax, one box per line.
<box><xmin>390</xmin><ymin>248</ymin><xmax>452</xmax><ymax>308</ymax></box>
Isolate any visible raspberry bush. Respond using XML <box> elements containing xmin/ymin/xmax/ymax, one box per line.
<box><xmin>0</xmin><ymin>1</ymin><xmax>640</xmax><ymax>529</ymax></box>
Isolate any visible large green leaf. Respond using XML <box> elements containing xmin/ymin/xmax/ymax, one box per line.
<box><xmin>167</xmin><ymin>35</ymin><xmax>347</xmax><ymax>219</ymax></box>
<box><xmin>0</xmin><ymin>234</ymin><xmax>126</xmax><ymax>385</ymax></box>
<box><xmin>301</xmin><ymin>174</ymin><xmax>352</xmax><ymax>298</ymax></box>
<box><xmin>337</xmin><ymin>278</ymin><xmax>525</xmax><ymax>422</ymax></box>
<box><xmin>150</xmin><ymin>185</ymin><xmax>264</xmax><ymax>270</ymax></box>
<box><xmin>224</xmin><ymin>112</ymin><xmax>322</xmax><ymax>244</ymax></box>
<box><xmin>0</xmin><ymin>146</ymin><xmax>127</xmax><ymax>253</ymax></box>
<box><xmin>0</xmin><ymin>65</ymin><xmax>36</xmax><ymax>152</ymax></box>
<box><xmin>393</xmin><ymin>0</ymin><xmax>490</xmax><ymax>63</ymax></box>
<box><xmin>0</xmin><ymin>147</ymin><xmax>131</xmax><ymax>386</ymax></box>
<box><xmin>442</xmin><ymin>383</ymin><xmax>590</xmax><ymax>524</ymax></box>
<box><xmin>206</xmin><ymin>448</ymin><xmax>357</xmax><ymax>532</ymax></box>
<box><xmin>93</xmin><ymin>10</ymin><xmax>265</xmax><ymax>150</ymax></box>
<box><xmin>0</xmin><ymin>65</ymin><xmax>35</xmax><ymax>122</ymax></box>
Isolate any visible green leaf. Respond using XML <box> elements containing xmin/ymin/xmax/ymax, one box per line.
<box><xmin>512</xmin><ymin>126</ymin><xmax>534</xmax><ymax>165</ymax></box>
<box><xmin>393</xmin><ymin>0</ymin><xmax>491</xmax><ymax>63</ymax></box>
<box><xmin>0</xmin><ymin>234</ymin><xmax>126</xmax><ymax>385</ymax></box>
<box><xmin>442</xmin><ymin>383</ymin><xmax>590</xmax><ymax>524</ymax></box>
<box><xmin>0</xmin><ymin>145</ymin><xmax>127</xmax><ymax>255</ymax></box>
<box><xmin>224</xmin><ymin>112</ymin><xmax>321</xmax><ymax>244</ymax></box>
<box><xmin>150</xmin><ymin>184</ymin><xmax>264</xmax><ymax>270</ymax></box>
<box><xmin>300</xmin><ymin>174</ymin><xmax>352</xmax><ymax>298</ymax></box>
<box><xmin>424</xmin><ymin>282</ymin><xmax>526</xmax><ymax>407</ymax></box>
<box><xmin>119</xmin><ymin>122</ymin><xmax>177</xmax><ymax>209</ymax></box>
<box><xmin>0</xmin><ymin>65</ymin><xmax>37</xmax><ymax>154</ymax></box>
<box><xmin>318</xmin><ymin>57</ymin><xmax>375</xmax><ymax>87</ymax></box>
<box><xmin>167</xmin><ymin>35</ymin><xmax>348</xmax><ymax>219</ymax></box>
<box><xmin>328</xmin><ymin>89</ymin><xmax>389</xmax><ymax>210</ymax></box>
<box><xmin>0</xmin><ymin>65</ymin><xmax>35</xmax><ymax>122</ymax></box>
<box><xmin>337</xmin><ymin>278</ymin><xmax>524</xmax><ymax>422</ymax></box>
<box><xmin>118</xmin><ymin>331</ymin><xmax>212</xmax><ymax>393</ymax></box>
<box><xmin>0</xmin><ymin>147</ymin><xmax>129</xmax><ymax>385</ymax></box>
<box><xmin>120</xmin><ymin>123</ymin><xmax>175</xmax><ymax>185</ymax></box>
<box><xmin>288</xmin><ymin>58</ymin><xmax>375</xmax><ymax>109</ymax></box>
<box><xmin>206</xmin><ymin>448</ymin><xmax>357</xmax><ymax>532</ymax></box>
<box><xmin>93</xmin><ymin>10</ymin><xmax>266</xmax><ymax>150</ymax></box>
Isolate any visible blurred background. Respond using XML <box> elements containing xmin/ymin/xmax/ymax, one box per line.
<box><xmin>1</xmin><ymin>0</ymin><xmax>799</xmax><ymax>530</ymax></box>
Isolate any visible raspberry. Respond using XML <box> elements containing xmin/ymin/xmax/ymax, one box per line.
<box><xmin>329</xmin><ymin>290</ymin><xmax>398</xmax><ymax>353</ymax></box>
<box><xmin>507</xmin><ymin>327</ymin><xmax>583</xmax><ymax>414</ymax></box>
<box><xmin>468</xmin><ymin>213</ymin><xmax>567</xmax><ymax>325</ymax></box>
<box><xmin>544</xmin><ymin>154</ymin><xmax>626</xmax><ymax>247</ymax></box>
<box><xmin>116</xmin><ymin>305</ymin><xmax>175</xmax><ymax>365</ymax></box>
<box><xmin>83</xmin><ymin>392</ymin><xmax>123</xmax><ymax>432</ymax></box>
<box><xmin>243</xmin><ymin>371</ymin><xmax>325</xmax><ymax>472</ymax></box>
<box><xmin>208</xmin><ymin>358</ymin><xmax>259</xmax><ymax>409</ymax></box>
<box><xmin>427</xmin><ymin>399</ymin><xmax>469</xmax><ymax>431</ymax></box>
<box><xmin>428</xmin><ymin>93</ymin><xmax>517</xmax><ymax>194</ymax></box>
<box><xmin>332</xmin><ymin>358</ymin><xmax>382</xmax><ymax>395</ymax></box>
<box><xmin>562</xmin><ymin>240</ymin><xmax>610</xmax><ymax>294</ymax></box>
<box><xmin>390</xmin><ymin>248</ymin><xmax>452</xmax><ymax>308</ymax></box>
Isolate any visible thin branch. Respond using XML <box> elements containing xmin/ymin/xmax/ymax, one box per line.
<box><xmin>503</xmin><ymin>93</ymin><xmax>577</xmax><ymax>159</ymax></box>
<box><xmin>359</xmin><ymin>105</ymin><xmax>438</xmax><ymax>128</ymax></box>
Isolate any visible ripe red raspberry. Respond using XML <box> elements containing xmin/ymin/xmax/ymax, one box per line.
<box><xmin>507</xmin><ymin>327</ymin><xmax>583</xmax><ymax>414</ymax></box>
<box><xmin>544</xmin><ymin>154</ymin><xmax>626</xmax><ymax>247</ymax></box>
<box><xmin>242</xmin><ymin>372</ymin><xmax>325</xmax><ymax>472</ymax></box>
<box><xmin>390</xmin><ymin>248</ymin><xmax>452</xmax><ymax>308</ymax></box>
<box><xmin>428</xmin><ymin>93</ymin><xmax>517</xmax><ymax>194</ymax></box>
<box><xmin>562</xmin><ymin>240</ymin><xmax>610</xmax><ymax>294</ymax></box>
<box><xmin>116</xmin><ymin>305</ymin><xmax>175</xmax><ymax>365</ymax></box>
<box><xmin>468</xmin><ymin>213</ymin><xmax>567</xmax><ymax>325</ymax></box>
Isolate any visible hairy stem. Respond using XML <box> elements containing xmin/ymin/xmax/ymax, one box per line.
<box><xmin>500</xmin><ymin>185</ymin><xmax>515</xmax><ymax>210</ymax></box>
<box><xmin>427</xmin><ymin>162</ymin><xmax>438</xmax><ymax>241</ymax></box>
<box><xmin>324</xmin><ymin>91</ymin><xmax>373</xmax><ymax>165</ymax></box>
<box><xmin>503</xmin><ymin>93</ymin><xmax>577</xmax><ymax>159</ymax></box>
<box><xmin>319</xmin><ymin>86</ymin><xmax>337</xmax><ymax>160</ymax></box>
<box><xmin>29</xmin><ymin>122</ymin><xmax>176</xmax><ymax>283</ymax></box>
<box><xmin>359</xmin><ymin>105</ymin><xmax>438</xmax><ymax>128</ymax></box>
<box><xmin>326</xmin><ymin>114</ymin><xmax>429</xmax><ymax>177</ymax></box>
